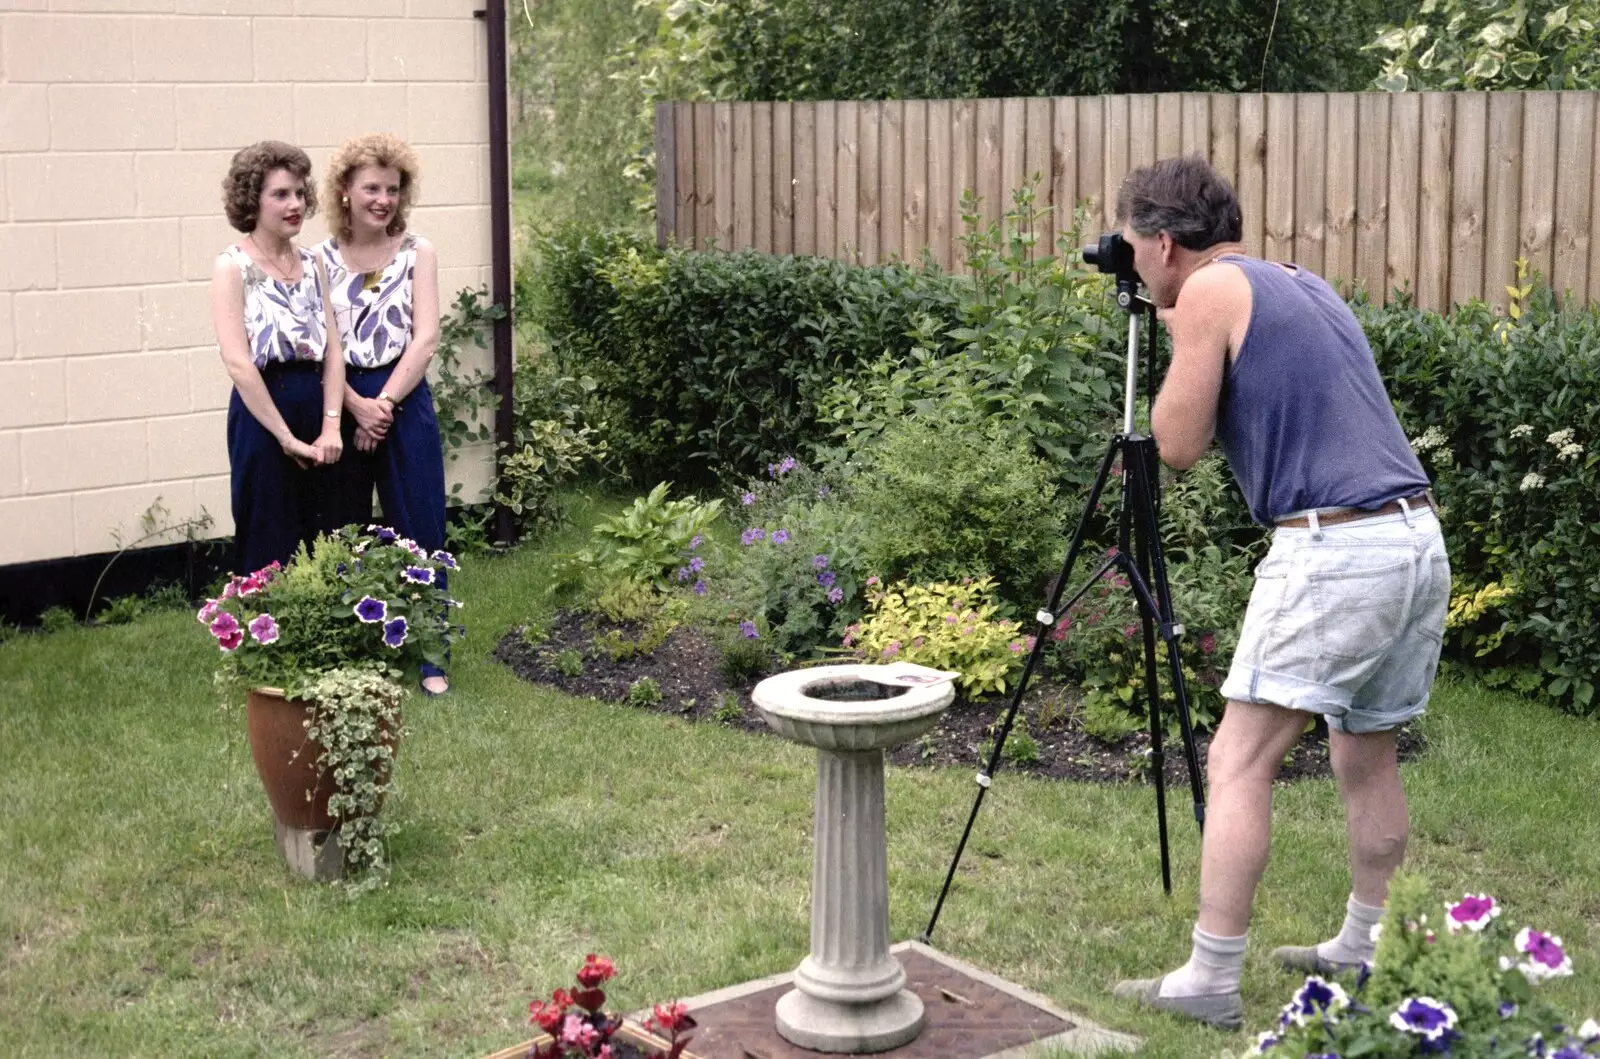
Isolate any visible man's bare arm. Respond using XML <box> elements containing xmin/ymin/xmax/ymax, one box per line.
<box><xmin>1150</xmin><ymin>264</ymin><xmax>1250</xmax><ymax>469</ymax></box>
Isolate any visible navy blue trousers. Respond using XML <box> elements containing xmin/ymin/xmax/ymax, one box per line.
<box><xmin>227</xmin><ymin>362</ymin><xmax>340</xmax><ymax>577</ymax></box>
<box><xmin>326</xmin><ymin>363</ymin><xmax>451</xmax><ymax>677</ymax></box>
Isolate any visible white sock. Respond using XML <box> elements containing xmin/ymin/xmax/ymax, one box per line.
<box><xmin>1316</xmin><ymin>894</ymin><xmax>1384</xmax><ymax>965</ymax></box>
<box><xmin>1158</xmin><ymin>925</ymin><xmax>1246</xmax><ymax>997</ymax></box>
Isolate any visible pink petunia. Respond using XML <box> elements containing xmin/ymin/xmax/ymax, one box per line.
<box><xmin>248</xmin><ymin>614</ymin><xmax>280</xmax><ymax>645</ymax></box>
<box><xmin>209</xmin><ymin>611</ymin><xmax>240</xmax><ymax>640</ymax></box>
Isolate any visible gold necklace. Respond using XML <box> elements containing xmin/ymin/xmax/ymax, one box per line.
<box><xmin>248</xmin><ymin>233</ymin><xmax>298</xmax><ymax>282</ymax></box>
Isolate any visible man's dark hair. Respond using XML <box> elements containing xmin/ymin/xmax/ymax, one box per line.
<box><xmin>1116</xmin><ymin>156</ymin><xmax>1243</xmax><ymax>250</ymax></box>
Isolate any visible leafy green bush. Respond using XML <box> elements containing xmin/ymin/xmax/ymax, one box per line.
<box><xmin>494</xmin><ymin>419</ymin><xmax>606</xmax><ymax>526</ymax></box>
<box><xmin>531</xmin><ymin>225</ymin><xmax>962</xmax><ymax>484</ymax></box>
<box><xmin>847</xmin><ymin>577</ymin><xmax>1027</xmax><ymax>698</ymax></box>
<box><xmin>846</xmin><ymin>417</ymin><xmax>1064</xmax><ymax>608</ymax></box>
<box><xmin>566</xmin><ymin>483</ymin><xmax>723</xmax><ymax>588</ymax></box>
<box><xmin>1366</xmin><ymin>0</ymin><xmax>1600</xmax><ymax>91</ymax></box>
<box><xmin>1361</xmin><ymin>274</ymin><xmax>1600</xmax><ymax>714</ymax></box>
<box><xmin>818</xmin><ymin>189</ymin><xmax>1125</xmax><ymax>496</ymax></box>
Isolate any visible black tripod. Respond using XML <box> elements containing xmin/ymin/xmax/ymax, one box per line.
<box><xmin>921</xmin><ymin>265</ymin><xmax>1207</xmax><ymax>945</ymax></box>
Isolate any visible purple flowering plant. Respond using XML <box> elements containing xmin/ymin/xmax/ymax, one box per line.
<box><xmin>199</xmin><ymin>524</ymin><xmax>461</xmax><ymax>701</ymax></box>
<box><xmin>1245</xmin><ymin>873</ymin><xmax>1594</xmax><ymax>1059</ymax></box>
<box><xmin>719</xmin><ymin>458</ymin><xmax>871</xmax><ymax>660</ymax></box>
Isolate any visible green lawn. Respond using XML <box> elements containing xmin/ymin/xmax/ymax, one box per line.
<box><xmin>2</xmin><ymin>497</ymin><xmax>1597</xmax><ymax>1058</ymax></box>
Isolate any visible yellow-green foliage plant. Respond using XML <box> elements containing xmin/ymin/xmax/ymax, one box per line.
<box><xmin>845</xmin><ymin>576</ymin><xmax>1027</xmax><ymax>698</ymax></box>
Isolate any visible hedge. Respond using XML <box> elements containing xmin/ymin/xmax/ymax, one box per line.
<box><xmin>530</xmin><ymin>226</ymin><xmax>962</xmax><ymax>486</ymax></box>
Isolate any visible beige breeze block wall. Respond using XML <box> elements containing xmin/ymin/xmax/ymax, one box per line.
<box><xmin>0</xmin><ymin>1</ymin><xmax>501</xmax><ymax>569</ymax></box>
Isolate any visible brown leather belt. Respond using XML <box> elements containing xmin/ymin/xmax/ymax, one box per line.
<box><xmin>1276</xmin><ymin>492</ymin><xmax>1435</xmax><ymax>529</ymax></box>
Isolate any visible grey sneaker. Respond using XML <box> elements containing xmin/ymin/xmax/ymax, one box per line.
<box><xmin>1111</xmin><ymin>974</ymin><xmax>1244</xmax><ymax>1030</ymax></box>
<box><xmin>1270</xmin><ymin>944</ymin><xmax>1365</xmax><ymax>976</ymax></box>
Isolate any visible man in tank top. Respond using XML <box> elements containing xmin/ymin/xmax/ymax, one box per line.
<box><xmin>1108</xmin><ymin>157</ymin><xmax>1450</xmax><ymax>1029</ymax></box>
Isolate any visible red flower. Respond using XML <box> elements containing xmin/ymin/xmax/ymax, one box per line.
<box><xmin>1199</xmin><ymin>633</ymin><xmax>1217</xmax><ymax>655</ymax></box>
<box><xmin>550</xmin><ymin>988</ymin><xmax>574</xmax><ymax>1010</ymax></box>
<box><xmin>576</xmin><ymin>953</ymin><xmax>617</xmax><ymax>988</ymax></box>
<box><xmin>643</xmin><ymin>1004</ymin><xmax>694</xmax><ymax>1036</ymax></box>
<box><xmin>527</xmin><ymin>1000</ymin><xmax>564</xmax><ymax>1034</ymax></box>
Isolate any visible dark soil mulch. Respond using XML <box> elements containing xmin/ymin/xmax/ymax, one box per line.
<box><xmin>491</xmin><ymin>610</ymin><xmax>1425</xmax><ymax>786</ymax></box>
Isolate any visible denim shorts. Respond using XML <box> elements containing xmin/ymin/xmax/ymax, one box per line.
<box><xmin>1218</xmin><ymin>506</ymin><xmax>1450</xmax><ymax>734</ymax></box>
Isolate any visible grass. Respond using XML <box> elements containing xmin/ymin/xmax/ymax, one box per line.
<box><xmin>2</xmin><ymin>492</ymin><xmax>1597</xmax><ymax>1058</ymax></box>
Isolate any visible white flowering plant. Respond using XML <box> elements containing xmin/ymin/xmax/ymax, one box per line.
<box><xmin>1246</xmin><ymin>874</ymin><xmax>1594</xmax><ymax>1058</ymax></box>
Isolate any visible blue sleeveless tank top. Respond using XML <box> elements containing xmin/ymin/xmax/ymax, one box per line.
<box><xmin>1214</xmin><ymin>254</ymin><xmax>1430</xmax><ymax>525</ymax></box>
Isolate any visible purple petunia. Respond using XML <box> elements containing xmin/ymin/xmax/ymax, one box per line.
<box><xmin>677</xmin><ymin>566</ymin><xmax>691</xmax><ymax>582</ymax></box>
<box><xmin>1515</xmin><ymin>927</ymin><xmax>1573</xmax><ymax>981</ymax></box>
<box><xmin>741</xmin><ymin>528</ymin><xmax>765</xmax><ymax>546</ymax></box>
<box><xmin>402</xmin><ymin>565</ymin><xmax>436</xmax><ymax>585</ymax></box>
<box><xmin>693</xmin><ymin>579</ymin><xmax>708</xmax><ymax>596</ymax></box>
<box><xmin>355</xmin><ymin>596</ymin><xmax>388</xmax><ymax>624</ymax></box>
<box><xmin>689</xmin><ymin>556</ymin><xmax>705</xmax><ymax>573</ymax></box>
<box><xmin>1445</xmin><ymin>893</ymin><xmax>1500</xmax><ymax>933</ymax></box>
<box><xmin>739</xmin><ymin>620</ymin><xmax>759</xmax><ymax>639</ymax></box>
<box><xmin>827</xmin><ymin>587</ymin><xmax>844</xmax><ymax>605</ymax></box>
<box><xmin>1389</xmin><ymin>997</ymin><xmax>1457</xmax><ymax>1041</ymax></box>
<box><xmin>817</xmin><ymin>485</ymin><xmax>831</xmax><ymax>498</ymax></box>
<box><xmin>817</xmin><ymin>569</ymin><xmax>837</xmax><ymax>588</ymax></box>
<box><xmin>688</xmin><ymin>535</ymin><xmax>704</xmax><ymax>551</ymax></box>
<box><xmin>813</xmin><ymin>554</ymin><xmax>830</xmax><ymax>570</ymax></box>
<box><xmin>248</xmin><ymin>613</ymin><xmax>280</xmax><ymax>645</ymax></box>
<box><xmin>371</xmin><ymin>526</ymin><xmax>398</xmax><ymax>543</ymax></box>
<box><xmin>382</xmin><ymin>616</ymin><xmax>408</xmax><ymax>648</ymax></box>
<box><xmin>771</xmin><ymin>529</ymin><xmax>790</xmax><ymax>544</ymax></box>
<box><xmin>430</xmin><ymin>549</ymin><xmax>459</xmax><ymax>570</ymax></box>
<box><xmin>741</xmin><ymin>492</ymin><xmax>756</xmax><ymax>506</ymax></box>
<box><xmin>1279</xmin><ymin>976</ymin><xmax>1349</xmax><ymax>1028</ymax></box>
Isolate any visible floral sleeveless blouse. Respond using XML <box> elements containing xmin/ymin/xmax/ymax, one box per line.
<box><xmin>317</xmin><ymin>233</ymin><xmax>418</xmax><ymax>369</ymax></box>
<box><xmin>224</xmin><ymin>245</ymin><xmax>328</xmax><ymax>368</ymax></box>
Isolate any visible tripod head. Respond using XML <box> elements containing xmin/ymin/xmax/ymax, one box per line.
<box><xmin>1082</xmin><ymin>232</ymin><xmax>1158</xmax><ymax>433</ymax></box>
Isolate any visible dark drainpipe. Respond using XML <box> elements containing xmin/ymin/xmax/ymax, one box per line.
<box><xmin>478</xmin><ymin>0</ymin><xmax>517</xmax><ymax>546</ymax></box>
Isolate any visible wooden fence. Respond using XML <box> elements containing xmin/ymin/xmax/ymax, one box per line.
<box><xmin>653</xmin><ymin>92</ymin><xmax>1600</xmax><ymax>310</ymax></box>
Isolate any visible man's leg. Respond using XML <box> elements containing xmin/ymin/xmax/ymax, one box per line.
<box><xmin>1274</xmin><ymin>727</ymin><xmax>1406</xmax><ymax>972</ymax></box>
<box><xmin>1113</xmin><ymin>698</ymin><xmax>1310</xmax><ymax>1028</ymax></box>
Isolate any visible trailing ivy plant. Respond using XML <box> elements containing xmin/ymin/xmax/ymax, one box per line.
<box><xmin>301</xmin><ymin>666</ymin><xmax>408</xmax><ymax>893</ymax></box>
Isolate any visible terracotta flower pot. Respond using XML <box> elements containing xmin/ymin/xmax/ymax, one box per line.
<box><xmin>244</xmin><ymin>687</ymin><xmax>398</xmax><ymax>830</ymax></box>
<box><xmin>244</xmin><ymin>687</ymin><xmax>337</xmax><ymax>830</ymax></box>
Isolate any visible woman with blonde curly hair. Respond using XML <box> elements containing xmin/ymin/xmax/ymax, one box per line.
<box><xmin>211</xmin><ymin>140</ymin><xmax>345</xmax><ymax>576</ymax></box>
<box><xmin>316</xmin><ymin>133</ymin><xmax>453</xmax><ymax>695</ymax></box>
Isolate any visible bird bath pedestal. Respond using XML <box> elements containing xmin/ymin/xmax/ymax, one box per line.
<box><xmin>752</xmin><ymin>664</ymin><xmax>955</xmax><ymax>1054</ymax></box>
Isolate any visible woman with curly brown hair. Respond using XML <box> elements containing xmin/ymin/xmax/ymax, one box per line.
<box><xmin>210</xmin><ymin>140</ymin><xmax>345</xmax><ymax>577</ymax></box>
<box><xmin>316</xmin><ymin>133</ymin><xmax>452</xmax><ymax>695</ymax></box>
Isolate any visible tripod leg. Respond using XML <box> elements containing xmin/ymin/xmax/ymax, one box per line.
<box><xmin>1133</xmin><ymin>563</ymin><xmax>1173</xmax><ymax>894</ymax></box>
<box><xmin>921</xmin><ymin>435</ymin><xmax>1129</xmax><ymax>945</ymax></box>
<box><xmin>1128</xmin><ymin>441</ymin><xmax>1207</xmax><ymax>832</ymax></box>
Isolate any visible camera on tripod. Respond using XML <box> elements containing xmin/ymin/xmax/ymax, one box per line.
<box><xmin>1082</xmin><ymin>231</ymin><xmax>1143</xmax><ymax>311</ymax></box>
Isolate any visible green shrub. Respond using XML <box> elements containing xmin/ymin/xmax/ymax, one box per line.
<box><xmin>39</xmin><ymin>606</ymin><xmax>76</xmax><ymax>634</ymax></box>
<box><xmin>494</xmin><ymin>419</ymin><xmax>606</xmax><ymax>527</ymax></box>
<box><xmin>819</xmin><ymin>189</ymin><xmax>1125</xmax><ymax>496</ymax></box>
<box><xmin>717</xmin><ymin>636</ymin><xmax>770</xmax><ymax>686</ymax></box>
<box><xmin>531</xmin><ymin>224</ymin><xmax>962</xmax><ymax>484</ymax></box>
<box><xmin>846</xmin><ymin>417</ymin><xmax>1064</xmax><ymax>607</ymax></box>
<box><xmin>847</xmin><ymin>577</ymin><xmax>1027</xmax><ymax>698</ymax></box>
<box><xmin>1361</xmin><ymin>273</ymin><xmax>1600</xmax><ymax>714</ymax></box>
<box><xmin>552</xmin><ymin>648</ymin><xmax>585</xmax><ymax>678</ymax></box>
